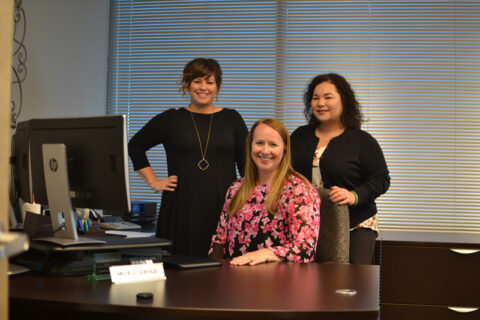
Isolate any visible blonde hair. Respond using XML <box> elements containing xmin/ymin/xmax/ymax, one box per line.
<box><xmin>227</xmin><ymin>118</ymin><xmax>311</xmax><ymax>217</ymax></box>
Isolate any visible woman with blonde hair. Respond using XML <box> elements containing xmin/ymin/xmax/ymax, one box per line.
<box><xmin>209</xmin><ymin>118</ymin><xmax>320</xmax><ymax>265</ymax></box>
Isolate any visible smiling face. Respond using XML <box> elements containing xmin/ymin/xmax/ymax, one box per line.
<box><xmin>189</xmin><ymin>74</ymin><xmax>218</xmax><ymax>108</ymax></box>
<box><xmin>251</xmin><ymin>123</ymin><xmax>285</xmax><ymax>184</ymax></box>
<box><xmin>311</xmin><ymin>81</ymin><xmax>344</xmax><ymax>126</ymax></box>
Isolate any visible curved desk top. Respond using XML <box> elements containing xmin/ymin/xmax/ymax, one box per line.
<box><xmin>10</xmin><ymin>260</ymin><xmax>379</xmax><ymax>319</ymax></box>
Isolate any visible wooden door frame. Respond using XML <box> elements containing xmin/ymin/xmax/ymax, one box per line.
<box><xmin>0</xmin><ymin>1</ymin><xmax>14</xmax><ymax>320</ymax></box>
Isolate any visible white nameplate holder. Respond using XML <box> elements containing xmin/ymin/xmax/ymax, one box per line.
<box><xmin>109</xmin><ymin>261</ymin><xmax>166</xmax><ymax>284</ymax></box>
<box><xmin>23</xmin><ymin>202</ymin><xmax>41</xmax><ymax>215</ymax></box>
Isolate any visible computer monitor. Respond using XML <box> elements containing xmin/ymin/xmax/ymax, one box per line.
<box><xmin>11</xmin><ymin>115</ymin><xmax>131</xmax><ymax>246</ymax></box>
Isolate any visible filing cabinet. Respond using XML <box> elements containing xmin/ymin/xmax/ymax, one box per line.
<box><xmin>377</xmin><ymin>232</ymin><xmax>480</xmax><ymax>319</ymax></box>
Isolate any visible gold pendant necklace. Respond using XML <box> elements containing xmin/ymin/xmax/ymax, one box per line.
<box><xmin>190</xmin><ymin>111</ymin><xmax>213</xmax><ymax>171</ymax></box>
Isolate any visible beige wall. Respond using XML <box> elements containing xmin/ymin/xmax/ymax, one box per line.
<box><xmin>0</xmin><ymin>1</ymin><xmax>14</xmax><ymax>320</ymax></box>
<box><xmin>18</xmin><ymin>0</ymin><xmax>109</xmax><ymax>122</ymax></box>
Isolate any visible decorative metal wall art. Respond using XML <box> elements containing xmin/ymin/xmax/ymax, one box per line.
<box><xmin>11</xmin><ymin>0</ymin><xmax>27</xmax><ymax>129</ymax></box>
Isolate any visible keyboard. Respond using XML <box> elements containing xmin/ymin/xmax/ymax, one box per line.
<box><xmin>98</xmin><ymin>221</ymin><xmax>141</xmax><ymax>231</ymax></box>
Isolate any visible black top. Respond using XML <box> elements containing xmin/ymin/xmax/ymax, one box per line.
<box><xmin>291</xmin><ymin>125</ymin><xmax>390</xmax><ymax>228</ymax></box>
<box><xmin>128</xmin><ymin>108</ymin><xmax>248</xmax><ymax>256</ymax></box>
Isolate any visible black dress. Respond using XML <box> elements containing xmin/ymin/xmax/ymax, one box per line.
<box><xmin>128</xmin><ymin>108</ymin><xmax>248</xmax><ymax>256</ymax></box>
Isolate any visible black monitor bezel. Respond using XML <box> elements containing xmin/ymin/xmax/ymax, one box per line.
<box><xmin>13</xmin><ymin>115</ymin><xmax>131</xmax><ymax>213</ymax></box>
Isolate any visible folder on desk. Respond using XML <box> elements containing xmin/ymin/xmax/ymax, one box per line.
<box><xmin>162</xmin><ymin>254</ymin><xmax>221</xmax><ymax>269</ymax></box>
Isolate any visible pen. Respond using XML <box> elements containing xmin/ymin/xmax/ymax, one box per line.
<box><xmin>78</xmin><ymin>219</ymin><xmax>84</xmax><ymax>232</ymax></box>
<box><xmin>84</xmin><ymin>220</ymin><xmax>89</xmax><ymax>232</ymax></box>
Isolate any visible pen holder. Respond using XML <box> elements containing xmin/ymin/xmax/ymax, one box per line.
<box><xmin>76</xmin><ymin>220</ymin><xmax>106</xmax><ymax>237</ymax></box>
<box><xmin>80</xmin><ymin>229</ymin><xmax>106</xmax><ymax>237</ymax></box>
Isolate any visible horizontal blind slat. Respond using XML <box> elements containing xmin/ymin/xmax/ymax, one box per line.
<box><xmin>108</xmin><ymin>0</ymin><xmax>480</xmax><ymax>234</ymax></box>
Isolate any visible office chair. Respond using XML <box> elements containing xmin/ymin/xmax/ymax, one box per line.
<box><xmin>315</xmin><ymin>188</ymin><xmax>350</xmax><ymax>264</ymax></box>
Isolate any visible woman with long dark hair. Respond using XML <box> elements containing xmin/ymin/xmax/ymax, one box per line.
<box><xmin>291</xmin><ymin>73</ymin><xmax>390</xmax><ymax>264</ymax></box>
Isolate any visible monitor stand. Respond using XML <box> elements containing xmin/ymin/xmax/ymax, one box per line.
<box><xmin>37</xmin><ymin>143</ymin><xmax>104</xmax><ymax>246</ymax></box>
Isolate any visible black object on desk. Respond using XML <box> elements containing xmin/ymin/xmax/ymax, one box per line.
<box><xmin>12</xmin><ymin>236</ymin><xmax>171</xmax><ymax>276</ymax></box>
<box><xmin>117</xmin><ymin>247</ymin><xmax>221</xmax><ymax>269</ymax></box>
<box><xmin>104</xmin><ymin>200</ymin><xmax>158</xmax><ymax>224</ymax></box>
<box><xmin>162</xmin><ymin>254</ymin><xmax>221</xmax><ymax>269</ymax></box>
<box><xmin>23</xmin><ymin>212</ymin><xmax>53</xmax><ymax>239</ymax></box>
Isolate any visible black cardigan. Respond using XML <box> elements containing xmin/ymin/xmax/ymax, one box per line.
<box><xmin>291</xmin><ymin>125</ymin><xmax>390</xmax><ymax>228</ymax></box>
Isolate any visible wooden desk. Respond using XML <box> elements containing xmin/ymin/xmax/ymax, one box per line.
<box><xmin>10</xmin><ymin>261</ymin><xmax>379</xmax><ymax>320</ymax></box>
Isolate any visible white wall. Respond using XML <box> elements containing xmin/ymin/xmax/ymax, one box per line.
<box><xmin>16</xmin><ymin>0</ymin><xmax>109</xmax><ymax>123</ymax></box>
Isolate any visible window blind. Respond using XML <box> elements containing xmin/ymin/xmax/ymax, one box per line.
<box><xmin>108</xmin><ymin>0</ymin><xmax>480</xmax><ymax>234</ymax></box>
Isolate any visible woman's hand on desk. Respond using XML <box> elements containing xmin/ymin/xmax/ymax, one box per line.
<box><xmin>230</xmin><ymin>248</ymin><xmax>281</xmax><ymax>266</ymax></box>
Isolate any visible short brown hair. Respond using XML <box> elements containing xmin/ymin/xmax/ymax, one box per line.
<box><xmin>180</xmin><ymin>58</ymin><xmax>222</xmax><ymax>95</ymax></box>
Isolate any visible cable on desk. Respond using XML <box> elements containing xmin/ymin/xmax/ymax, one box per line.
<box><xmin>52</xmin><ymin>223</ymin><xmax>66</xmax><ymax>234</ymax></box>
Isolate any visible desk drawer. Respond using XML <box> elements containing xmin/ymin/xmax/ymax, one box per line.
<box><xmin>381</xmin><ymin>303</ymin><xmax>480</xmax><ymax>320</ymax></box>
<box><xmin>381</xmin><ymin>244</ymin><xmax>480</xmax><ymax>306</ymax></box>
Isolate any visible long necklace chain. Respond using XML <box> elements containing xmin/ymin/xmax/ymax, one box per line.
<box><xmin>190</xmin><ymin>111</ymin><xmax>213</xmax><ymax>171</ymax></box>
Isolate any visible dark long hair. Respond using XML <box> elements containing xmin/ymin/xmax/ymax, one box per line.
<box><xmin>303</xmin><ymin>73</ymin><xmax>362</xmax><ymax>129</ymax></box>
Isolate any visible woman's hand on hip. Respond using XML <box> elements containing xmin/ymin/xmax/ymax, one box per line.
<box><xmin>230</xmin><ymin>248</ymin><xmax>281</xmax><ymax>266</ymax></box>
<box><xmin>329</xmin><ymin>186</ymin><xmax>355</xmax><ymax>206</ymax></box>
<box><xmin>150</xmin><ymin>175</ymin><xmax>178</xmax><ymax>192</ymax></box>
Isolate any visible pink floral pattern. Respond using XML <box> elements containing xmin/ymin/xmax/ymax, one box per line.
<box><xmin>209</xmin><ymin>175</ymin><xmax>320</xmax><ymax>263</ymax></box>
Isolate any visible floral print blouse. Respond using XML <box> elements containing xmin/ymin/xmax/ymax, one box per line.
<box><xmin>209</xmin><ymin>175</ymin><xmax>320</xmax><ymax>263</ymax></box>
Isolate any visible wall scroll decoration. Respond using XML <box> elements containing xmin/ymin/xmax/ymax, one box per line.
<box><xmin>11</xmin><ymin>0</ymin><xmax>27</xmax><ymax>129</ymax></box>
